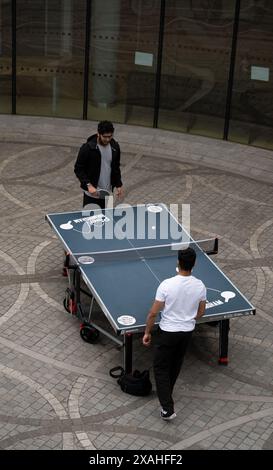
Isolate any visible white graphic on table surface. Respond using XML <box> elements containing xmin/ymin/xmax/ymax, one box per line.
<box><xmin>221</xmin><ymin>291</ymin><xmax>236</xmax><ymax>303</ymax></box>
<box><xmin>147</xmin><ymin>204</ymin><xmax>163</xmax><ymax>213</ymax></box>
<box><xmin>59</xmin><ymin>215</ymin><xmax>110</xmax><ymax>232</ymax></box>
<box><xmin>78</xmin><ymin>256</ymin><xmax>95</xmax><ymax>264</ymax></box>
<box><xmin>205</xmin><ymin>288</ymin><xmax>236</xmax><ymax>309</ymax></box>
<box><xmin>60</xmin><ymin>221</ymin><xmax>73</xmax><ymax>230</ymax></box>
<box><xmin>117</xmin><ymin>315</ymin><xmax>136</xmax><ymax>326</ymax></box>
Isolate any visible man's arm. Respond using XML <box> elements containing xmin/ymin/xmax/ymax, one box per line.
<box><xmin>142</xmin><ymin>300</ymin><xmax>165</xmax><ymax>347</ymax></box>
<box><xmin>111</xmin><ymin>142</ymin><xmax>123</xmax><ymax>189</ymax></box>
<box><xmin>112</xmin><ymin>143</ymin><xmax>124</xmax><ymax>198</ymax></box>
<box><xmin>74</xmin><ymin>145</ymin><xmax>90</xmax><ymax>189</ymax></box>
<box><xmin>195</xmin><ymin>300</ymin><xmax>206</xmax><ymax>320</ymax></box>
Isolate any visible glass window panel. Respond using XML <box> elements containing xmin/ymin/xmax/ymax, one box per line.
<box><xmin>158</xmin><ymin>0</ymin><xmax>235</xmax><ymax>139</ymax></box>
<box><xmin>229</xmin><ymin>0</ymin><xmax>273</xmax><ymax>150</ymax></box>
<box><xmin>0</xmin><ymin>0</ymin><xmax>12</xmax><ymax>113</ymax></box>
<box><xmin>87</xmin><ymin>0</ymin><xmax>161</xmax><ymax>127</ymax></box>
<box><xmin>16</xmin><ymin>0</ymin><xmax>86</xmax><ymax>118</ymax></box>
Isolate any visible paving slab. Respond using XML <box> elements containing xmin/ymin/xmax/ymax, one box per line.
<box><xmin>0</xmin><ymin>115</ymin><xmax>273</xmax><ymax>450</ymax></box>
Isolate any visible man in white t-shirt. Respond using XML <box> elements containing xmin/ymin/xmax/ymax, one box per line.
<box><xmin>142</xmin><ymin>247</ymin><xmax>206</xmax><ymax>420</ymax></box>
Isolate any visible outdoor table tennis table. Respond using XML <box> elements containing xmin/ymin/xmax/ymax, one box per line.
<box><xmin>46</xmin><ymin>204</ymin><xmax>255</xmax><ymax>373</ymax></box>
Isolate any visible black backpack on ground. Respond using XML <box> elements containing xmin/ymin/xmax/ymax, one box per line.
<box><xmin>109</xmin><ymin>366</ymin><xmax>152</xmax><ymax>397</ymax></box>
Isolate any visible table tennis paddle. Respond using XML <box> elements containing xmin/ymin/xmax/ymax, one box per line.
<box><xmin>84</xmin><ymin>187</ymin><xmax>111</xmax><ymax>199</ymax></box>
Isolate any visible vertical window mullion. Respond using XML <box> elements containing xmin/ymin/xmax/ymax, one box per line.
<box><xmin>11</xmin><ymin>0</ymin><xmax>16</xmax><ymax>114</ymax></box>
<box><xmin>83</xmin><ymin>0</ymin><xmax>91</xmax><ymax>120</ymax></box>
<box><xmin>223</xmin><ymin>0</ymin><xmax>241</xmax><ymax>140</ymax></box>
<box><xmin>153</xmin><ymin>0</ymin><xmax>165</xmax><ymax>128</ymax></box>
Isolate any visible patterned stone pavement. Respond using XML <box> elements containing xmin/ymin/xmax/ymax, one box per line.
<box><xmin>0</xmin><ymin>115</ymin><xmax>273</xmax><ymax>450</ymax></box>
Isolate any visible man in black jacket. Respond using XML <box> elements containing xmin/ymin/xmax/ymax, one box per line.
<box><xmin>74</xmin><ymin>120</ymin><xmax>124</xmax><ymax>208</ymax></box>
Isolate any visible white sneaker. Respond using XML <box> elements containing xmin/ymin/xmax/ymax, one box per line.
<box><xmin>160</xmin><ymin>409</ymin><xmax>177</xmax><ymax>420</ymax></box>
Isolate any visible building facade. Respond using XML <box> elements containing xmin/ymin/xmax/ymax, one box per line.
<box><xmin>1</xmin><ymin>0</ymin><xmax>272</xmax><ymax>150</ymax></box>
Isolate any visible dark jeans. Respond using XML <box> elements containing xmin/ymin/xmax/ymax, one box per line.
<box><xmin>83</xmin><ymin>193</ymin><xmax>105</xmax><ymax>209</ymax></box>
<box><xmin>153</xmin><ymin>327</ymin><xmax>192</xmax><ymax>414</ymax></box>
<box><xmin>63</xmin><ymin>195</ymin><xmax>105</xmax><ymax>269</ymax></box>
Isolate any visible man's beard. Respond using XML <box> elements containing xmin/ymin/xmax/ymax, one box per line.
<box><xmin>98</xmin><ymin>135</ymin><xmax>109</xmax><ymax>146</ymax></box>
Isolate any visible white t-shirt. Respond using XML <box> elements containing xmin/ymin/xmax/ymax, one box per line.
<box><xmin>155</xmin><ymin>275</ymin><xmax>206</xmax><ymax>332</ymax></box>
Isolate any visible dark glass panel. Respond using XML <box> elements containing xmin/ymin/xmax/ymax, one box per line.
<box><xmin>0</xmin><ymin>0</ymin><xmax>12</xmax><ymax>113</ymax></box>
<box><xmin>229</xmin><ymin>0</ymin><xmax>273</xmax><ymax>150</ymax></box>
<box><xmin>87</xmin><ymin>0</ymin><xmax>161</xmax><ymax>127</ymax></box>
<box><xmin>158</xmin><ymin>0</ymin><xmax>236</xmax><ymax>139</ymax></box>
<box><xmin>16</xmin><ymin>0</ymin><xmax>85</xmax><ymax>118</ymax></box>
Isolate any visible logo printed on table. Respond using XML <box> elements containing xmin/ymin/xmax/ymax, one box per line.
<box><xmin>117</xmin><ymin>315</ymin><xmax>136</xmax><ymax>326</ymax></box>
<box><xmin>221</xmin><ymin>291</ymin><xmax>236</xmax><ymax>303</ymax></box>
<box><xmin>78</xmin><ymin>256</ymin><xmax>95</xmax><ymax>264</ymax></box>
<box><xmin>60</xmin><ymin>221</ymin><xmax>73</xmax><ymax>230</ymax></box>
<box><xmin>59</xmin><ymin>215</ymin><xmax>110</xmax><ymax>231</ymax></box>
<box><xmin>206</xmin><ymin>290</ymin><xmax>236</xmax><ymax>309</ymax></box>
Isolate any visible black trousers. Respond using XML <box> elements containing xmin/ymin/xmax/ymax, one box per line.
<box><xmin>83</xmin><ymin>193</ymin><xmax>105</xmax><ymax>209</ymax></box>
<box><xmin>153</xmin><ymin>327</ymin><xmax>192</xmax><ymax>414</ymax></box>
<box><xmin>63</xmin><ymin>195</ymin><xmax>105</xmax><ymax>269</ymax></box>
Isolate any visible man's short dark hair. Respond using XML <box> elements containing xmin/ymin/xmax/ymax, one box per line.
<box><xmin>178</xmin><ymin>247</ymin><xmax>196</xmax><ymax>271</ymax></box>
<box><xmin>98</xmin><ymin>120</ymin><xmax>114</xmax><ymax>135</ymax></box>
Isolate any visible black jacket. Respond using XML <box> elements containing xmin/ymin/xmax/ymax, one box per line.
<box><xmin>74</xmin><ymin>134</ymin><xmax>122</xmax><ymax>191</ymax></box>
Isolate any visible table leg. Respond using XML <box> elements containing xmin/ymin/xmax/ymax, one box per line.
<box><xmin>124</xmin><ymin>333</ymin><xmax>133</xmax><ymax>374</ymax></box>
<box><xmin>75</xmin><ymin>268</ymin><xmax>81</xmax><ymax>317</ymax></box>
<box><xmin>218</xmin><ymin>319</ymin><xmax>230</xmax><ymax>365</ymax></box>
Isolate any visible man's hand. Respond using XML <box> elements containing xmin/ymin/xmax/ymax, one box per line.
<box><xmin>142</xmin><ymin>333</ymin><xmax>152</xmax><ymax>347</ymax></box>
<box><xmin>116</xmin><ymin>186</ymin><xmax>124</xmax><ymax>199</ymax></box>
<box><xmin>87</xmin><ymin>184</ymin><xmax>97</xmax><ymax>195</ymax></box>
<box><xmin>142</xmin><ymin>300</ymin><xmax>165</xmax><ymax>348</ymax></box>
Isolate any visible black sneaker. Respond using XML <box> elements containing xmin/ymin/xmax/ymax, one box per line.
<box><xmin>160</xmin><ymin>409</ymin><xmax>177</xmax><ymax>421</ymax></box>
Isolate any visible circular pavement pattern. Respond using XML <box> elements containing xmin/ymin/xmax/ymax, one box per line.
<box><xmin>0</xmin><ymin>115</ymin><xmax>273</xmax><ymax>450</ymax></box>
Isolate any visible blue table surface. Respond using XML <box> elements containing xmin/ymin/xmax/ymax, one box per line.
<box><xmin>46</xmin><ymin>205</ymin><xmax>255</xmax><ymax>332</ymax></box>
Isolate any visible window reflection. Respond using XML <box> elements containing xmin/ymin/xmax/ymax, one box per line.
<box><xmin>16</xmin><ymin>0</ymin><xmax>85</xmax><ymax>118</ymax></box>
<box><xmin>87</xmin><ymin>0</ymin><xmax>160</xmax><ymax>127</ymax></box>
<box><xmin>229</xmin><ymin>0</ymin><xmax>273</xmax><ymax>149</ymax></box>
<box><xmin>1</xmin><ymin>0</ymin><xmax>273</xmax><ymax>150</ymax></box>
<box><xmin>158</xmin><ymin>0</ymin><xmax>236</xmax><ymax>139</ymax></box>
<box><xmin>0</xmin><ymin>0</ymin><xmax>12</xmax><ymax>114</ymax></box>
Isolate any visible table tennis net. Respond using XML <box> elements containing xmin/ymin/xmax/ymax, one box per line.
<box><xmin>76</xmin><ymin>238</ymin><xmax>218</xmax><ymax>265</ymax></box>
